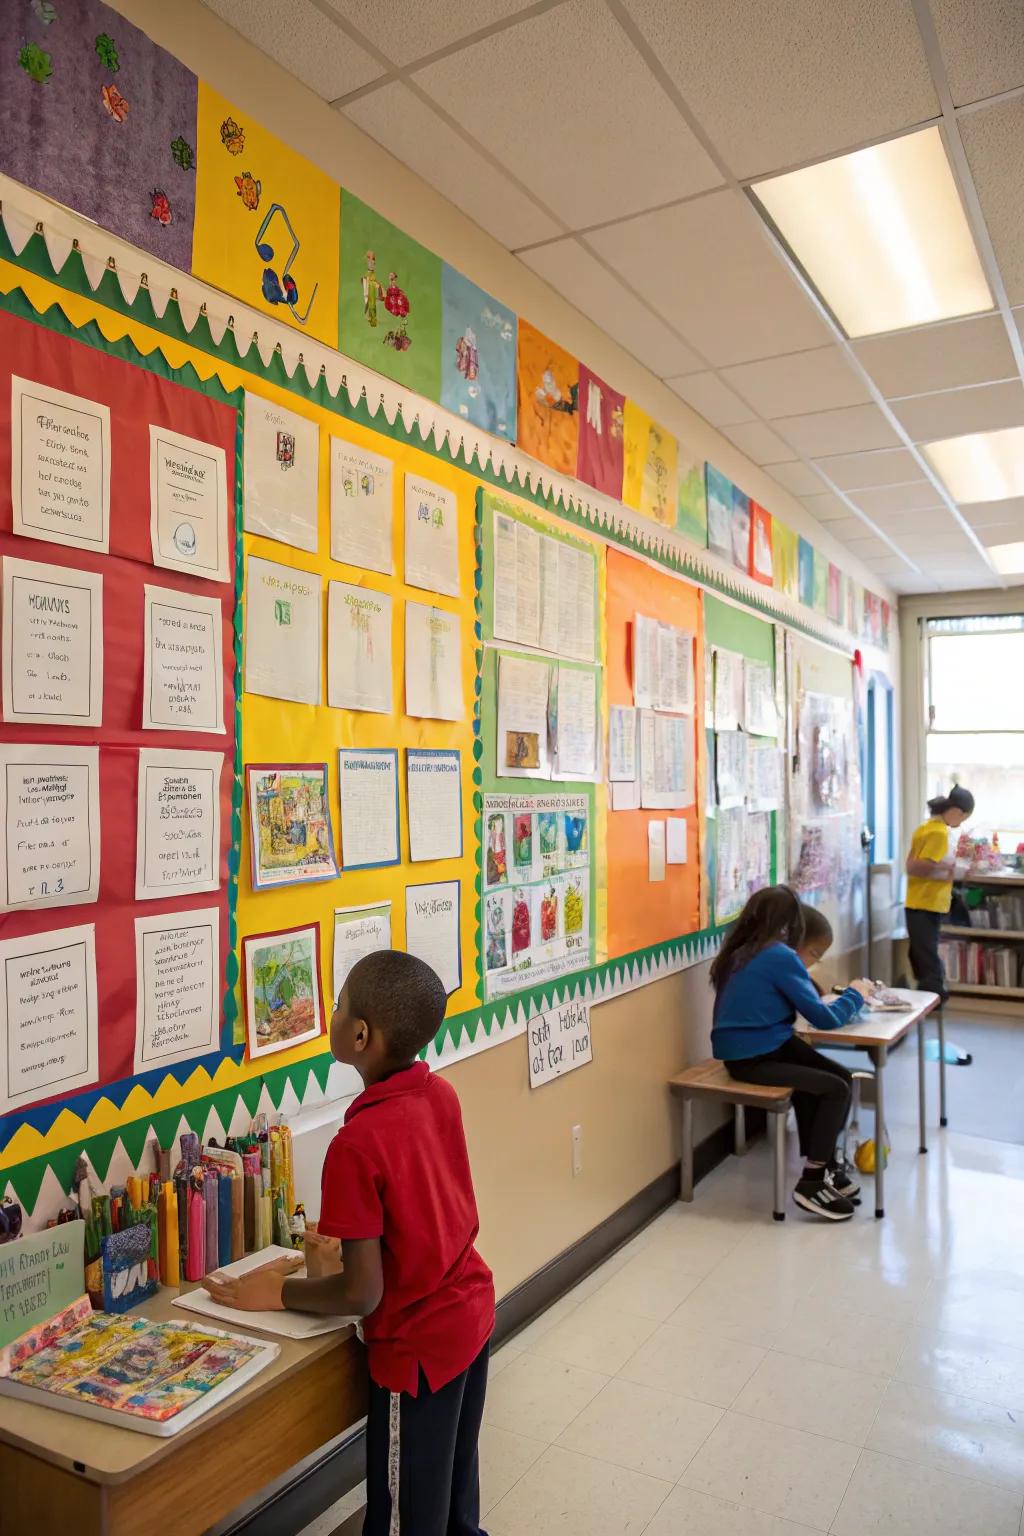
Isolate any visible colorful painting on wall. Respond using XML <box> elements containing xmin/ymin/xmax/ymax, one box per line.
<box><xmin>677</xmin><ymin>451</ymin><xmax>708</xmax><ymax>547</ymax></box>
<box><xmin>813</xmin><ymin>549</ymin><xmax>829</xmax><ymax>614</ymax></box>
<box><xmin>705</xmin><ymin>464</ymin><xmax>733</xmax><ymax>562</ymax></box>
<box><xmin>622</xmin><ymin>401</ymin><xmax>677</xmax><ymax>529</ymax></box>
<box><xmin>750</xmin><ymin>501</ymin><xmax>773</xmax><ymax>585</ymax></box>
<box><xmin>338</xmin><ymin>192</ymin><xmax>442</xmax><ymax>398</ymax></box>
<box><xmin>246</xmin><ymin>764</ymin><xmax>337</xmax><ymax>890</ymax></box>
<box><xmin>730</xmin><ymin>487</ymin><xmax>751</xmax><ymax>572</ymax></box>
<box><xmin>0</xmin><ymin>0</ymin><xmax>198</xmax><ymax>270</ymax></box>
<box><xmin>516</xmin><ymin>320</ymin><xmax>579</xmax><ymax>476</ymax></box>
<box><xmin>798</xmin><ymin>536</ymin><xmax>815</xmax><ymax>607</ymax></box>
<box><xmin>576</xmin><ymin>365</ymin><xmax>624</xmax><ymax>499</ymax></box>
<box><xmin>440</xmin><ymin>266</ymin><xmax>516</xmax><ymax>441</ymax></box>
<box><xmin>243</xmin><ymin>923</ymin><xmax>324</xmax><ymax>1059</ymax></box>
<box><xmin>827</xmin><ymin>561</ymin><xmax>842</xmax><ymax>624</ymax></box>
<box><xmin>193</xmin><ymin>82</ymin><xmax>339</xmax><ymax>345</ymax></box>
<box><xmin>773</xmin><ymin>521</ymin><xmax>799</xmax><ymax>599</ymax></box>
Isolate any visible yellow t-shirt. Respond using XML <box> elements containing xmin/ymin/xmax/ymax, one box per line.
<box><xmin>906</xmin><ymin>816</ymin><xmax>954</xmax><ymax>913</ymax></box>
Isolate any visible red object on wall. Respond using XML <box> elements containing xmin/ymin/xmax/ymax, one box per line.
<box><xmin>0</xmin><ymin>308</ymin><xmax>238</xmax><ymax>1109</ymax></box>
<box><xmin>749</xmin><ymin>501</ymin><xmax>773</xmax><ymax>586</ymax></box>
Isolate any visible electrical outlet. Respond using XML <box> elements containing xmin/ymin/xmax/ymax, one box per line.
<box><xmin>571</xmin><ymin>1124</ymin><xmax>583</xmax><ymax>1176</ymax></box>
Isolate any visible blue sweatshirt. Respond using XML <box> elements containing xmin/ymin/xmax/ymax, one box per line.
<box><xmin>711</xmin><ymin>943</ymin><xmax>863</xmax><ymax>1061</ymax></box>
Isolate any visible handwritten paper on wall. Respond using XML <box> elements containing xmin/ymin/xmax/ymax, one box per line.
<box><xmin>528</xmin><ymin>998</ymin><xmax>593</xmax><ymax>1089</ymax></box>
<box><xmin>143</xmin><ymin>585</ymin><xmax>224</xmax><ymax>733</ymax></box>
<box><xmin>639</xmin><ymin>710</ymin><xmax>694</xmax><ymax>809</ymax></box>
<box><xmin>330</xmin><ymin>441</ymin><xmax>394</xmax><ymax>576</ymax></box>
<box><xmin>2</xmin><ymin>556</ymin><xmax>103</xmax><ymax>728</ymax></box>
<box><xmin>743</xmin><ymin>660</ymin><xmax>777</xmax><ymax>738</ymax></box>
<box><xmin>405</xmin><ymin>603</ymin><xmax>463</xmax><ymax>721</ymax></box>
<box><xmin>492</xmin><ymin>509</ymin><xmax>595</xmax><ymax>662</ymax></box>
<box><xmin>327</xmin><ymin>581</ymin><xmax>392</xmax><ymax>715</ymax></box>
<box><xmin>608</xmin><ymin>706</ymin><xmax>637</xmax><ymax>782</ymax></box>
<box><xmin>0</xmin><ymin>923</ymin><xmax>99</xmax><ymax>1114</ymax></box>
<box><xmin>243</xmin><ymin>392</ymin><xmax>319</xmax><ymax>554</ymax></box>
<box><xmin>715</xmin><ymin>730</ymin><xmax>748</xmax><ymax>809</ymax></box>
<box><xmin>407</xmin><ymin>750</ymin><xmax>462</xmax><ymax>862</ymax></box>
<box><xmin>747</xmin><ymin>742</ymin><xmax>783</xmax><ymax>812</ymax></box>
<box><xmin>405</xmin><ymin>477</ymin><xmax>459</xmax><ymax>598</ymax></box>
<box><xmin>633</xmin><ymin>614</ymin><xmax>694</xmax><ymax>714</ymax></box>
<box><xmin>149</xmin><ymin>424</ymin><xmax>229</xmax><ymax>583</ymax></box>
<box><xmin>244</xmin><ymin>556</ymin><xmax>320</xmax><ymax>706</ymax></box>
<box><xmin>338</xmin><ymin>749</ymin><xmax>400</xmax><ymax>869</ymax></box>
<box><xmin>497</xmin><ymin>653</ymin><xmax>550</xmax><ymax>779</ymax></box>
<box><xmin>405</xmin><ymin>881</ymin><xmax>461</xmax><ymax>996</ymax></box>
<box><xmin>554</xmin><ymin>667</ymin><xmax>598</xmax><ymax>779</ymax></box>
<box><xmin>11</xmin><ymin>376</ymin><xmax>111</xmax><ymax>554</ymax></box>
<box><xmin>135</xmin><ymin>749</ymin><xmax>223</xmax><ymax>900</ymax></box>
<box><xmin>713</xmin><ymin>649</ymin><xmax>744</xmax><ymax>732</ymax></box>
<box><xmin>0</xmin><ymin>744</ymin><xmax>100</xmax><ymax>912</ymax></box>
<box><xmin>134</xmin><ymin>908</ymin><xmax>220</xmax><ymax>1072</ymax></box>
<box><xmin>333</xmin><ymin>903</ymin><xmax>392</xmax><ymax>1000</ymax></box>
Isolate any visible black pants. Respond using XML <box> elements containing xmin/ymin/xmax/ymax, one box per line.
<box><xmin>906</xmin><ymin>906</ymin><xmax>947</xmax><ymax>1001</ymax></box>
<box><xmin>364</xmin><ymin>1342</ymin><xmax>490</xmax><ymax>1536</ymax></box>
<box><xmin>726</xmin><ymin>1035</ymin><xmax>853</xmax><ymax>1163</ymax></box>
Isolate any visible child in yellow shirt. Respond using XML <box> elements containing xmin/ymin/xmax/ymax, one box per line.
<box><xmin>905</xmin><ymin>784</ymin><xmax>974</xmax><ymax>999</ymax></box>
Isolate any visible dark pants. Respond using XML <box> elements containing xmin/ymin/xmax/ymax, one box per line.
<box><xmin>364</xmin><ymin>1342</ymin><xmax>490</xmax><ymax>1536</ymax></box>
<box><xmin>906</xmin><ymin>906</ymin><xmax>947</xmax><ymax>1001</ymax></box>
<box><xmin>726</xmin><ymin>1034</ymin><xmax>853</xmax><ymax>1163</ymax></box>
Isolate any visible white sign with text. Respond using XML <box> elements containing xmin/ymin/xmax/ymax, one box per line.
<box><xmin>527</xmin><ymin>999</ymin><xmax>593</xmax><ymax>1089</ymax></box>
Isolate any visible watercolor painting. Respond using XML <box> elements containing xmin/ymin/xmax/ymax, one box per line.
<box><xmin>773</xmin><ymin>521</ymin><xmax>799</xmax><ymax>599</ymax></box>
<box><xmin>516</xmin><ymin>320</ymin><xmax>579</xmax><ymax>476</ymax></box>
<box><xmin>247</xmin><ymin>765</ymin><xmax>336</xmax><ymax>889</ymax></box>
<box><xmin>576</xmin><ymin>365</ymin><xmax>624</xmax><ymax>499</ymax></box>
<box><xmin>750</xmin><ymin>501</ymin><xmax>773</xmax><ymax>584</ymax></box>
<box><xmin>485</xmin><ymin>811</ymin><xmax>508</xmax><ymax>887</ymax></box>
<box><xmin>798</xmin><ymin>536</ymin><xmax>816</xmax><ymax>607</ymax></box>
<box><xmin>677</xmin><ymin>450</ymin><xmax>708</xmax><ymax>547</ymax></box>
<box><xmin>705</xmin><ymin>464</ymin><xmax>733</xmax><ymax>561</ymax></box>
<box><xmin>244</xmin><ymin>924</ymin><xmax>324</xmax><ymax>1058</ymax></box>
<box><xmin>339</xmin><ymin>191</ymin><xmax>442</xmax><ymax>397</ymax></box>
<box><xmin>440</xmin><ymin>265</ymin><xmax>516</xmax><ymax>440</ymax></box>
<box><xmin>485</xmin><ymin>892</ymin><xmax>508</xmax><ymax>972</ymax></box>
<box><xmin>731</xmin><ymin>488</ymin><xmax>751</xmax><ymax>572</ymax></box>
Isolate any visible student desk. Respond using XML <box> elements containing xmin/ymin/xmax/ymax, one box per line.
<box><xmin>798</xmin><ymin>988</ymin><xmax>941</xmax><ymax>1219</ymax></box>
<box><xmin>0</xmin><ymin>1286</ymin><xmax>367</xmax><ymax>1536</ymax></box>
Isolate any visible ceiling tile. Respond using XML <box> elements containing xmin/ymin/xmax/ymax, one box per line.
<box><xmin>811</xmin><ymin>447</ymin><xmax>924</xmax><ymax>489</ymax></box>
<box><xmin>979</xmin><ymin>520</ymin><xmax>1024</xmax><ymax>545</ymax></box>
<box><xmin>847</xmin><ymin>482</ymin><xmax>946</xmax><ymax>516</ymax></box>
<box><xmin>619</xmin><ymin>0</ymin><xmax>936</xmax><ymax>178</ymax></box>
<box><xmin>844</xmin><ymin>534</ymin><xmax>896</xmax><ymax>558</ymax></box>
<box><xmin>929</xmin><ymin>0</ymin><xmax>1024</xmax><ymax>106</ymax></box>
<box><xmin>890</xmin><ymin>575</ymin><xmax>939</xmax><ymax>593</ymax></box>
<box><xmin>589</xmin><ymin>191</ymin><xmax>832</xmax><ymax>366</ymax></box>
<box><xmin>413</xmin><ymin>0</ymin><xmax>722</xmax><ymax>230</ymax></box>
<box><xmin>961</xmin><ymin>494</ymin><xmax>1024</xmax><ymax>528</ymax></box>
<box><xmin>960</xmin><ymin>99</ymin><xmax>1024</xmax><ymax>306</ymax></box>
<box><xmin>203</xmin><ymin>0</ymin><xmax>384</xmax><ymax>98</ymax></box>
<box><xmin>720</xmin><ymin>347</ymin><xmax>871</xmax><ymax>418</ymax></box>
<box><xmin>893</xmin><ymin>380</ymin><xmax>1024</xmax><ymax>443</ymax></box>
<box><xmin>520</xmin><ymin>240</ymin><xmax>704</xmax><ymax>377</ymax></box>
<box><xmin>719</xmin><ymin>420</ymin><xmax>795</xmax><ymax>464</ymax></box>
<box><xmin>875</xmin><ymin>508</ymin><xmax>952</xmax><ymax>534</ymax></box>
<box><xmin>853</xmin><ymin>314</ymin><xmax>1016</xmax><ymax>398</ymax></box>
<box><xmin>343</xmin><ymin>83</ymin><xmax>560</xmax><ymax>248</ymax></box>
<box><xmin>868</xmin><ymin>555</ymin><xmax>920</xmax><ymax>577</ymax></box>
<box><xmin>664</xmin><ymin>371</ymin><xmax>755</xmax><ymax>427</ymax></box>
<box><xmin>825</xmin><ymin>515</ymin><xmax>873</xmax><ymax>540</ymax></box>
<box><xmin>325</xmin><ymin>0</ymin><xmax>539</xmax><ymax>67</ymax></box>
<box><xmin>896</xmin><ymin>530</ymin><xmax>979</xmax><ymax>554</ymax></box>
<box><xmin>773</xmin><ymin>403</ymin><xmax>901</xmax><ymax>457</ymax></box>
<box><xmin>767</xmin><ymin>461</ymin><xmax>827</xmax><ymax>495</ymax></box>
<box><xmin>799</xmin><ymin>491</ymin><xmax>854</xmax><ymax>522</ymax></box>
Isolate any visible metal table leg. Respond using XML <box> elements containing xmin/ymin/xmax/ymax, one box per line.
<box><xmin>873</xmin><ymin>1045</ymin><xmax>887</xmax><ymax>1218</ymax></box>
<box><xmin>938</xmin><ymin>1005</ymin><xmax>948</xmax><ymax>1127</ymax></box>
<box><xmin>680</xmin><ymin>1097</ymin><xmax>694</xmax><ymax>1202</ymax></box>
<box><xmin>917</xmin><ymin>1016</ymin><xmax>927</xmax><ymax>1155</ymax></box>
<box><xmin>734</xmin><ymin>1104</ymin><xmax>747</xmax><ymax>1156</ymax></box>
<box><xmin>773</xmin><ymin>1111</ymin><xmax>786</xmax><ymax>1222</ymax></box>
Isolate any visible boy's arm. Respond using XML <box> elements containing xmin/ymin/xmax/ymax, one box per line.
<box><xmin>200</xmin><ymin>1237</ymin><xmax>383</xmax><ymax>1317</ymax></box>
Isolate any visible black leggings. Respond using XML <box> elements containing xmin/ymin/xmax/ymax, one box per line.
<box><xmin>906</xmin><ymin>906</ymin><xmax>947</xmax><ymax>1001</ymax></box>
<box><xmin>726</xmin><ymin>1034</ymin><xmax>853</xmax><ymax>1164</ymax></box>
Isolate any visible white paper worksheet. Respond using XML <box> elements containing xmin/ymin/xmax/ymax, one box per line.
<box><xmin>243</xmin><ymin>392</ymin><xmax>319</xmax><ymax>553</ymax></box>
<box><xmin>405</xmin><ymin>476</ymin><xmax>459</xmax><ymax>597</ymax></box>
<box><xmin>407</xmin><ymin>750</ymin><xmax>462</xmax><ymax>862</ymax></box>
<box><xmin>0</xmin><ymin>923</ymin><xmax>99</xmax><ymax>1114</ymax></box>
<box><xmin>135</xmin><ymin>749</ymin><xmax>223</xmax><ymax>900</ymax></box>
<box><xmin>406</xmin><ymin>880</ymin><xmax>461</xmax><ymax>995</ymax></box>
<box><xmin>330</xmin><ymin>441</ymin><xmax>394</xmax><ymax>575</ymax></box>
<box><xmin>2</xmin><ymin>556</ymin><xmax>103</xmax><ymax>727</ymax></box>
<box><xmin>405</xmin><ymin>603</ymin><xmax>463</xmax><ymax>721</ymax></box>
<box><xmin>497</xmin><ymin>654</ymin><xmax>551</xmax><ymax>779</ymax></box>
<box><xmin>244</xmin><ymin>556</ymin><xmax>321</xmax><ymax>706</ymax></box>
<box><xmin>338</xmin><ymin>749</ymin><xmax>400</xmax><ymax>869</ymax></box>
<box><xmin>134</xmin><ymin>907</ymin><xmax>220</xmax><ymax>1072</ymax></box>
<box><xmin>0</xmin><ymin>743</ymin><xmax>100</xmax><ymax>912</ymax></box>
<box><xmin>11</xmin><ymin>376</ymin><xmax>110</xmax><ymax>553</ymax></box>
<box><xmin>143</xmin><ymin>585</ymin><xmax>224</xmax><ymax>733</ymax></box>
<box><xmin>333</xmin><ymin>903</ymin><xmax>392</xmax><ymax>1002</ymax></box>
<box><xmin>327</xmin><ymin>581</ymin><xmax>392</xmax><ymax>714</ymax></box>
<box><xmin>149</xmin><ymin>424</ymin><xmax>229</xmax><ymax>583</ymax></box>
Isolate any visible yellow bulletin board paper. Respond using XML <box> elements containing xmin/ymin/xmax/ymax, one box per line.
<box><xmin>621</xmin><ymin>400</ymin><xmax>678</xmax><ymax>529</ymax></box>
<box><xmin>192</xmin><ymin>83</ymin><xmax>340</xmax><ymax>348</ymax></box>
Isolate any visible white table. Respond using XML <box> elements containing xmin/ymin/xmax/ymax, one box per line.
<box><xmin>798</xmin><ymin>988</ymin><xmax>942</xmax><ymax>1218</ymax></box>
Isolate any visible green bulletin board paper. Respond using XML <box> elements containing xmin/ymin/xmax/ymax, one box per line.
<box><xmin>339</xmin><ymin>191</ymin><xmax>442</xmax><ymax>399</ymax></box>
<box><xmin>0</xmin><ymin>1222</ymin><xmax>85</xmax><ymax>1350</ymax></box>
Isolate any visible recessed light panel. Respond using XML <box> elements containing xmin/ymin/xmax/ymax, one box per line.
<box><xmin>923</xmin><ymin>426</ymin><xmax>1024</xmax><ymax>504</ymax></box>
<box><xmin>986</xmin><ymin>541</ymin><xmax>1024</xmax><ymax>575</ymax></box>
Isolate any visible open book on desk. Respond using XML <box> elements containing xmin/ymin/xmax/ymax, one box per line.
<box><xmin>173</xmin><ymin>1245</ymin><xmax>360</xmax><ymax>1340</ymax></box>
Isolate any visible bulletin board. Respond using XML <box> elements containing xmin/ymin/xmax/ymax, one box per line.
<box><xmin>605</xmin><ymin>548</ymin><xmax>702</xmax><ymax>956</ymax></box>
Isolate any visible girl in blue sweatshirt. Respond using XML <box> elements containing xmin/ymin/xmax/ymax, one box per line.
<box><xmin>710</xmin><ymin>885</ymin><xmax>872</xmax><ymax>1221</ymax></box>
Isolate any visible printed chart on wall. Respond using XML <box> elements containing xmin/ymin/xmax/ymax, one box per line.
<box><xmin>478</xmin><ymin>487</ymin><xmax>602</xmax><ymax>1000</ymax></box>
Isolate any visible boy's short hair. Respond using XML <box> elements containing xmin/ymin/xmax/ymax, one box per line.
<box><xmin>345</xmin><ymin>950</ymin><xmax>447</xmax><ymax>1062</ymax></box>
<box><xmin>799</xmin><ymin>903</ymin><xmax>833</xmax><ymax>949</ymax></box>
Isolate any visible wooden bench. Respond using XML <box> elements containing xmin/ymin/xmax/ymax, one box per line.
<box><xmin>668</xmin><ymin>1061</ymin><xmax>793</xmax><ymax>1221</ymax></box>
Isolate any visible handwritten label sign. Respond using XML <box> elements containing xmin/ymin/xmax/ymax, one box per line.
<box><xmin>2</xmin><ymin>557</ymin><xmax>103</xmax><ymax>727</ymax></box>
<box><xmin>12</xmin><ymin>376</ymin><xmax>110</xmax><ymax>553</ymax></box>
<box><xmin>528</xmin><ymin>999</ymin><xmax>593</xmax><ymax>1089</ymax></box>
<box><xmin>0</xmin><ymin>1222</ymin><xmax>85</xmax><ymax>1351</ymax></box>
<box><xmin>0</xmin><ymin>744</ymin><xmax>100</xmax><ymax>912</ymax></box>
<box><xmin>142</xmin><ymin>585</ymin><xmax>224</xmax><ymax>733</ymax></box>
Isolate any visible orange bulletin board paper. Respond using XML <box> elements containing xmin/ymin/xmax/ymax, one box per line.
<box><xmin>606</xmin><ymin>548</ymin><xmax>703</xmax><ymax>956</ymax></box>
<box><xmin>516</xmin><ymin>320</ymin><xmax>580</xmax><ymax>477</ymax></box>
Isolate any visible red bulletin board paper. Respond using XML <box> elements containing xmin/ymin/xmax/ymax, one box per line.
<box><xmin>0</xmin><ymin>309</ymin><xmax>238</xmax><ymax>1105</ymax></box>
<box><xmin>606</xmin><ymin>548</ymin><xmax>702</xmax><ymax>957</ymax></box>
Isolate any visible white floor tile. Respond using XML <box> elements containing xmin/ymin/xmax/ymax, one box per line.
<box><xmin>731</xmin><ymin>1351</ymin><xmax>888</xmax><ymax>1446</ymax></box>
<box><xmin>618</xmin><ymin>1322</ymin><xmax>766</xmax><ymax>1408</ymax></box>
<box><xmin>665</xmin><ymin>1275</ymin><xmax>797</xmax><ymax>1349</ymax></box>
<box><xmin>479</xmin><ymin>1424</ymin><xmax>546</xmax><ymax>1516</ymax></box>
<box><xmin>644</xmin><ymin>1485</ymin><xmax>822</xmax><ymax>1536</ymax></box>
<box><xmin>484</xmin><ymin>1350</ymin><xmax>608</xmax><ymax>1442</ymax></box>
<box><xmin>772</xmin><ymin>1301</ymin><xmax>909</xmax><ymax>1376</ymax></box>
<box><xmin>557</xmin><ymin>1375</ymin><xmax>722</xmax><ymax>1482</ymax></box>
<box><xmin>867</xmin><ymin>1378</ymin><xmax>1024</xmax><ymax>1495</ymax></box>
<box><xmin>527</xmin><ymin>1294</ymin><xmax>659</xmax><ymax>1375</ymax></box>
<box><xmin>486</xmin><ymin>1444</ymin><xmax>672</xmax><ymax>1535</ymax></box>
<box><xmin>832</xmin><ymin>1448</ymin><xmax>1022</xmax><ymax>1536</ymax></box>
<box><xmin>679</xmin><ymin>1413</ymin><xmax>861</xmax><ymax>1531</ymax></box>
<box><xmin>897</xmin><ymin>1327</ymin><xmax>1024</xmax><ymax>1408</ymax></box>
<box><xmin>586</xmin><ymin>1248</ymin><xmax>707</xmax><ymax>1321</ymax></box>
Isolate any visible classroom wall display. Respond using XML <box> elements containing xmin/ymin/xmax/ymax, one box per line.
<box><xmin>246</xmin><ymin>765</ymin><xmax>337</xmax><ymax>891</ymax></box>
<box><xmin>576</xmin><ymin>365</ymin><xmax>625</xmax><ymax>500</ymax></box>
<box><xmin>440</xmin><ymin>266</ymin><xmax>516</xmax><ymax>442</ymax></box>
<box><xmin>813</xmin><ymin>549</ymin><xmax>829</xmax><ymax>616</ymax></box>
<box><xmin>677</xmin><ymin>451</ymin><xmax>708</xmax><ymax>548</ymax></box>
<box><xmin>730</xmin><ymin>488</ymin><xmax>752</xmax><ymax>573</ymax></box>
<box><xmin>339</xmin><ymin>193</ymin><xmax>442</xmax><ymax>400</ymax></box>
<box><xmin>798</xmin><ymin>536</ymin><xmax>815</xmax><ymax>608</ymax></box>
<box><xmin>516</xmin><ymin>321</ymin><xmax>580</xmax><ymax>477</ymax></box>
<box><xmin>243</xmin><ymin>923</ymin><xmax>324</xmax><ymax>1060</ymax></box>
<box><xmin>705</xmin><ymin>464</ymin><xmax>733</xmax><ymax>562</ymax></box>
<box><xmin>773</xmin><ymin>521</ymin><xmax>799</xmax><ymax>601</ymax></box>
<box><xmin>750</xmin><ymin>502</ymin><xmax>773</xmax><ymax>586</ymax></box>
<box><xmin>622</xmin><ymin>401</ymin><xmax>678</xmax><ymax>529</ymax></box>
<box><xmin>242</xmin><ymin>393</ymin><xmax>319</xmax><ymax>554</ymax></box>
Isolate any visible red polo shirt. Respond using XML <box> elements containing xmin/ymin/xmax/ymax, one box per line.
<box><xmin>318</xmin><ymin>1061</ymin><xmax>495</xmax><ymax>1396</ymax></box>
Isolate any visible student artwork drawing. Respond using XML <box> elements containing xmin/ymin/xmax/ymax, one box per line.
<box><xmin>244</xmin><ymin>925</ymin><xmax>324</xmax><ymax>1057</ymax></box>
<box><xmin>441</xmin><ymin>266</ymin><xmax>516</xmax><ymax>440</ymax></box>
<box><xmin>247</xmin><ymin>766</ymin><xmax>337</xmax><ymax>889</ymax></box>
<box><xmin>339</xmin><ymin>192</ymin><xmax>442</xmax><ymax>396</ymax></box>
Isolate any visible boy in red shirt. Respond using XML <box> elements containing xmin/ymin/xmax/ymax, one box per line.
<box><xmin>203</xmin><ymin>950</ymin><xmax>495</xmax><ymax>1534</ymax></box>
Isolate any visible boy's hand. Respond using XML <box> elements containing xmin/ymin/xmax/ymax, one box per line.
<box><xmin>304</xmin><ymin>1223</ymin><xmax>343</xmax><ymax>1279</ymax></box>
<box><xmin>201</xmin><ymin>1254</ymin><xmax>299</xmax><ymax>1312</ymax></box>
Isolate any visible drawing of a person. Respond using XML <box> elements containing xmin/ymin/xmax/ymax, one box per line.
<box><xmin>362</xmin><ymin>250</ymin><xmax>384</xmax><ymax>328</ymax></box>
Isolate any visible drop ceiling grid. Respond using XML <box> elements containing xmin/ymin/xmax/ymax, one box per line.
<box><xmin>199</xmin><ymin>0</ymin><xmax>1024</xmax><ymax>590</ymax></box>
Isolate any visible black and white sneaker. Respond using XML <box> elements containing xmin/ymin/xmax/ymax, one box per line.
<box><xmin>827</xmin><ymin>1158</ymin><xmax>861</xmax><ymax>1201</ymax></box>
<box><xmin>792</xmin><ymin>1178</ymin><xmax>856</xmax><ymax>1221</ymax></box>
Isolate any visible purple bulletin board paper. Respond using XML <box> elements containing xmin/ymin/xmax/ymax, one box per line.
<box><xmin>1</xmin><ymin>0</ymin><xmax>198</xmax><ymax>271</ymax></box>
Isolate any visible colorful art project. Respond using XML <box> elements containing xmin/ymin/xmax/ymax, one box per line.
<box><xmin>750</xmin><ymin>502</ymin><xmax>773</xmax><ymax>585</ymax></box>
<box><xmin>731</xmin><ymin>488</ymin><xmax>751</xmax><ymax>572</ymax></box>
<box><xmin>798</xmin><ymin>536</ymin><xmax>815</xmax><ymax>607</ymax></box>
<box><xmin>243</xmin><ymin>924</ymin><xmax>324</xmax><ymax>1058</ymax></box>
<box><xmin>247</xmin><ymin>765</ymin><xmax>337</xmax><ymax>889</ymax></box>
<box><xmin>0</xmin><ymin>1305</ymin><xmax>274</xmax><ymax>1436</ymax></box>
<box><xmin>773</xmin><ymin>521</ymin><xmax>800</xmax><ymax>600</ymax></box>
<box><xmin>576</xmin><ymin>365</ymin><xmax>624</xmax><ymax>499</ymax></box>
<box><xmin>440</xmin><ymin>266</ymin><xmax>516</xmax><ymax>440</ymax></box>
<box><xmin>339</xmin><ymin>192</ymin><xmax>442</xmax><ymax>397</ymax></box>
<box><xmin>516</xmin><ymin>321</ymin><xmax>579</xmax><ymax>476</ymax></box>
<box><xmin>677</xmin><ymin>451</ymin><xmax>708</xmax><ymax>547</ymax></box>
<box><xmin>622</xmin><ymin>401</ymin><xmax>677</xmax><ymax>528</ymax></box>
<box><xmin>813</xmin><ymin>550</ymin><xmax>829</xmax><ymax>614</ymax></box>
<box><xmin>705</xmin><ymin>464</ymin><xmax>733</xmax><ymax>561</ymax></box>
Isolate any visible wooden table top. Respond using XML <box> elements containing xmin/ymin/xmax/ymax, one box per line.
<box><xmin>0</xmin><ymin>1283</ymin><xmax>359</xmax><ymax>1484</ymax></box>
<box><xmin>799</xmin><ymin>989</ymin><xmax>940</xmax><ymax>1049</ymax></box>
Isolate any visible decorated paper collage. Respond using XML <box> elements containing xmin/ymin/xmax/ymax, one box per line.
<box><xmin>339</xmin><ymin>192</ymin><xmax>442</xmax><ymax>398</ymax></box>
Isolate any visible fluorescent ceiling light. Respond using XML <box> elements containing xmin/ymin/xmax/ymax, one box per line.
<box><xmin>923</xmin><ymin>426</ymin><xmax>1024</xmax><ymax>504</ymax></box>
<box><xmin>751</xmin><ymin>127</ymin><xmax>992</xmax><ymax>336</ymax></box>
<box><xmin>986</xmin><ymin>541</ymin><xmax>1024</xmax><ymax>575</ymax></box>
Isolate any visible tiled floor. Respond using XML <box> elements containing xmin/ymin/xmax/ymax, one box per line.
<box><xmin>308</xmin><ymin>1119</ymin><xmax>1024</xmax><ymax>1535</ymax></box>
